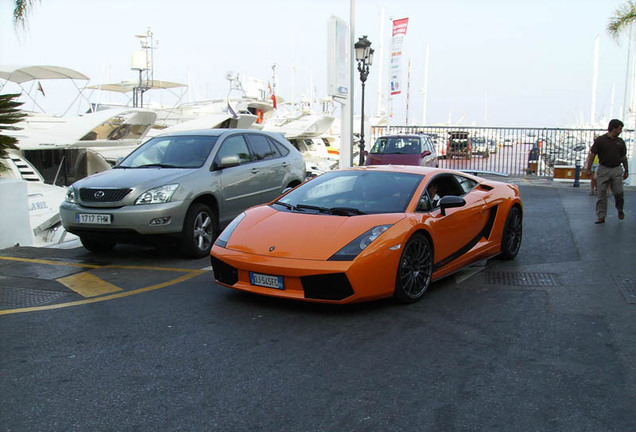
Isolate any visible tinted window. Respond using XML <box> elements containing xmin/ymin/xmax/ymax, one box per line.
<box><xmin>246</xmin><ymin>134</ymin><xmax>281</xmax><ymax>160</ymax></box>
<box><xmin>214</xmin><ymin>134</ymin><xmax>251</xmax><ymax>165</ymax></box>
<box><xmin>270</xmin><ymin>137</ymin><xmax>290</xmax><ymax>156</ymax></box>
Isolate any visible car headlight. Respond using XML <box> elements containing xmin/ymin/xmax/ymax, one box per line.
<box><xmin>135</xmin><ymin>184</ymin><xmax>179</xmax><ymax>205</ymax></box>
<box><xmin>65</xmin><ymin>186</ymin><xmax>77</xmax><ymax>203</ymax></box>
<box><xmin>215</xmin><ymin>212</ymin><xmax>246</xmax><ymax>248</ymax></box>
<box><xmin>329</xmin><ymin>224</ymin><xmax>392</xmax><ymax>261</ymax></box>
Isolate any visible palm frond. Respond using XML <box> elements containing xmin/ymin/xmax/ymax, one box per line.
<box><xmin>608</xmin><ymin>1</ymin><xmax>636</xmax><ymax>39</ymax></box>
<box><xmin>13</xmin><ymin>0</ymin><xmax>39</xmax><ymax>28</ymax></box>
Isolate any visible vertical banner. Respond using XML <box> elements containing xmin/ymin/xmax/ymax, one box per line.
<box><xmin>390</xmin><ymin>17</ymin><xmax>409</xmax><ymax>96</ymax></box>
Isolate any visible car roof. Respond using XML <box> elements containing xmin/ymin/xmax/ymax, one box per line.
<box><xmin>378</xmin><ymin>134</ymin><xmax>422</xmax><ymax>139</ymax></box>
<box><xmin>154</xmin><ymin>128</ymin><xmax>285</xmax><ymax>139</ymax></box>
<box><xmin>338</xmin><ymin>165</ymin><xmax>477</xmax><ymax>178</ymax></box>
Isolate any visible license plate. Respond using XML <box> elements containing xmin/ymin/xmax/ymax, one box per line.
<box><xmin>76</xmin><ymin>213</ymin><xmax>111</xmax><ymax>224</ymax></box>
<box><xmin>249</xmin><ymin>272</ymin><xmax>284</xmax><ymax>290</ymax></box>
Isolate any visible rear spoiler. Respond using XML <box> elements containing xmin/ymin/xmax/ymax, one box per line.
<box><xmin>460</xmin><ymin>169</ymin><xmax>509</xmax><ymax>177</ymax></box>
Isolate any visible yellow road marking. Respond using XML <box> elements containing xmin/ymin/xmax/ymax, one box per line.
<box><xmin>57</xmin><ymin>272</ymin><xmax>123</xmax><ymax>297</ymax></box>
<box><xmin>0</xmin><ymin>255</ymin><xmax>210</xmax><ymax>315</ymax></box>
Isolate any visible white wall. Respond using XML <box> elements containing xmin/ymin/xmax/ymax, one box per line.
<box><xmin>0</xmin><ymin>179</ymin><xmax>33</xmax><ymax>248</ymax></box>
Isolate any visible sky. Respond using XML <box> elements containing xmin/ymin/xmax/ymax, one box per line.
<box><xmin>0</xmin><ymin>0</ymin><xmax>633</xmax><ymax>128</ymax></box>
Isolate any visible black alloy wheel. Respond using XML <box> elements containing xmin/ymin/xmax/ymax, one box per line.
<box><xmin>180</xmin><ymin>203</ymin><xmax>216</xmax><ymax>258</ymax></box>
<box><xmin>500</xmin><ymin>206</ymin><xmax>522</xmax><ymax>260</ymax></box>
<box><xmin>394</xmin><ymin>233</ymin><xmax>434</xmax><ymax>303</ymax></box>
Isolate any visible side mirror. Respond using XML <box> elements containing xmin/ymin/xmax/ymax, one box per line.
<box><xmin>439</xmin><ymin>195</ymin><xmax>466</xmax><ymax>216</ymax></box>
<box><xmin>217</xmin><ymin>155</ymin><xmax>241</xmax><ymax>169</ymax></box>
<box><xmin>422</xmin><ymin>150</ymin><xmax>432</xmax><ymax>157</ymax></box>
<box><xmin>363</xmin><ymin>150</ymin><xmax>369</xmax><ymax>156</ymax></box>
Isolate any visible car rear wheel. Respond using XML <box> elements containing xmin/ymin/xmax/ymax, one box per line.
<box><xmin>80</xmin><ymin>237</ymin><xmax>115</xmax><ymax>253</ymax></box>
<box><xmin>180</xmin><ymin>203</ymin><xmax>216</xmax><ymax>258</ymax></box>
<box><xmin>500</xmin><ymin>206</ymin><xmax>522</xmax><ymax>260</ymax></box>
<box><xmin>394</xmin><ymin>233</ymin><xmax>433</xmax><ymax>303</ymax></box>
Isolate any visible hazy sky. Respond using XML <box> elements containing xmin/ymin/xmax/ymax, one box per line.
<box><xmin>0</xmin><ymin>0</ymin><xmax>632</xmax><ymax>128</ymax></box>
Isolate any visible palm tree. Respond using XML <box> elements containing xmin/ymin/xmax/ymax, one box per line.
<box><xmin>0</xmin><ymin>94</ymin><xmax>26</xmax><ymax>169</ymax></box>
<box><xmin>608</xmin><ymin>1</ymin><xmax>636</xmax><ymax>39</ymax></box>
<box><xmin>12</xmin><ymin>0</ymin><xmax>39</xmax><ymax>27</ymax></box>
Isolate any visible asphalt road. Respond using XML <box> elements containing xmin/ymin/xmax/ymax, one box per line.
<box><xmin>1</xmin><ymin>182</ymin><xmax>635</xmax><ymax>432</ymax></box>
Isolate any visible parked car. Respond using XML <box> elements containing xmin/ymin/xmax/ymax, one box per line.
<box><xmin>446</xmin><ymin>131</ymin><xmax>471</xmax><ymax>159</ymax></box>
<box><xmin>470</xmin><ymin>136</ymin><xmax>490</xmax><ymax>157</ymax></box>
<box><xmin>60</xmin><ymin>129</ymin><xmax>306</xmax><ymax>258</ymax></box>
<box><xmin>365</xmin><ymin>134</ymin><xmax>438</xmax><ymax>167</ymax></box>
<box><xmin>211</xmin><ymin>166</ymin><xmax>523</xmax><ymax>304</ymax></box>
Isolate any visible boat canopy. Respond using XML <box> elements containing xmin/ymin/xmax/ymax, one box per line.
<box><xmin>0</xmin><ymin>65</ymin><xmax>89</xmax><ymax>84</ymax></box>
<box><xmin>87</xmin><ymin>80</ymin><xmax>186</xmax><ymax>93</ymax></box>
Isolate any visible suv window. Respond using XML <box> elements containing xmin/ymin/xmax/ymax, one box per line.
<box><xmin>215</xmin><ymin>134</ymin><xmax>252</xmax><ymax>165</ymax></box>
<box><xmin>246</xmin><ymin>134</ymin><xmax>282</xmax><ymax>160</ymax></box>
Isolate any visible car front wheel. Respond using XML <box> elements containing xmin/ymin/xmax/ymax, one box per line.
<box><xmin>394</xmin><ymin>233</ymin><xmax>434</xmax><ymax>303</ymax></box>
<box><xmin>500</xmin><ymin>206</ymin><xmax>522</xmax><ymax>260</ymax></box>
<box><xmin>180</xmin><ymin>203</ymin><xmax>216</xmax><ymax>258</ymax></box>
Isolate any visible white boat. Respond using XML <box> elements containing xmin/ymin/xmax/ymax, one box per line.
<box><xmin>0</xmin><ymin>153</ymin><xmax>73</xmax><ymax>247</ymax></box>
<box><xmin>262</xmin><ymin>102</ymin><xmax>338</xmax><ymax>174</ymax></box>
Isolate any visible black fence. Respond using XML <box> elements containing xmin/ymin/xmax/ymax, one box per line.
<box><xmin>370</xmin><ymin>125</ymin><xmax>634</xmax><ymax>178</ymax></box>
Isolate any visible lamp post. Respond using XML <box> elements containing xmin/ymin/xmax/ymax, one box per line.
<box><xmin>355</xmin><ymin>35</ymin><xmax>373</xmax><ymax>166</ymax></box>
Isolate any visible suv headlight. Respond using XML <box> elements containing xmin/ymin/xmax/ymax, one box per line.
<box><xmin>65</xmin><ymin>186</ymin><xmax>77</xmax><ymax>203</ymax></box>
<box><xmin>135</xmin><ymin>184</ymin><xmax>179</xmax><ymax>205</ymax></box>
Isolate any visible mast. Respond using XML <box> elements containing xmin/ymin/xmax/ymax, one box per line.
<box><xmin>624</xmin><ymin>23</ymin><xmax>634</xmax><ymax>122</ymax></box>
<box><xmin>421</xmin><ymin>44</ymin><xmax>429</xmax><ymax>125</ymax></box>
<box><xmin>406</xmin><ymin>59</ymin><xmax>412</xmax><ymax>125</ymax></box>
<box><xmin>376</xmin><ymin>6</ymin><xmax>386</xmax><ymax>118</ymax></box>
<box><xmin>591</xmin><ymin>35</ymin><xmax>600</xmax><ymax>125</ymax></box>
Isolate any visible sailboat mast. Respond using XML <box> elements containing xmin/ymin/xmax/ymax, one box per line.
<box><xmin>406</xmin><ymin>59</ymin><xmax>411</xmax><ymax>125</ymax></box>
<box><xmin>591</xmin><ymin>35</ymin><xmax>600</xmax><ymax>125</ymax></box>
<box><xmin>376</xmin><ymin>6</ymin><xmax>386</xmax><ymax>118</ymax></box>
<box><xmin>421</xmin><ymin>44</ymin><xmax>429</xmax><ymax>125</ymax></box>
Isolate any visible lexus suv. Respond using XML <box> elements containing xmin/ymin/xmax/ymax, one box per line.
<box><xmin>60</xmin><ymin>129</ymin><xmax>306</xmax><ymax>258</ymax></box>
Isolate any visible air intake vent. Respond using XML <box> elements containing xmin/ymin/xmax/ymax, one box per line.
<box><xmin>302</xmin><ymin>273</ymin><xmax>354</xmax><ymax>300</ymax></box>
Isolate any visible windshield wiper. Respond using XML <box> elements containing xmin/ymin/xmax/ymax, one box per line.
<box><xmin>272</xmin><ymin>201</ymin><xmax>298</xmax><ymax>211</ymax></box>
<box><xmin>134</xmin><ymin>163</ymin><xmax>179</xmax><ymax>168</ymax></box>
<box><xmin>296</xmin><ymin>204</ymin><xmax>366</xmax><ymax>216</ymax></box>
<box><xmin>329</xmin><ymin>207</ymin><xmax>366</xmax><ymax>216</ymax></box>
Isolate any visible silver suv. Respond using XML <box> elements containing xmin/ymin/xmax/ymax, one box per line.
<box><xmin>60</xmin><ymin>129</ymin><xmax>306</xmax><ymax>258</ymax></box>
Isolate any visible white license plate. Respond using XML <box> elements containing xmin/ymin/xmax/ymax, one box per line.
<box><xmin>249</xmin><ymin>272</ymin><xmax>284</xmax><ymax>290</ymax></box>
<box><xmin>76</xmin><ymin>213</ymin><xmax>111</xmax><ymax>224</ymax></box>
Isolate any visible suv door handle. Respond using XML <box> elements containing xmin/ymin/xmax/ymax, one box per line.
<box><xmin>251</xmin><ymin>168</ymin><xmax>259</xmax><ymax>174</ymax></box>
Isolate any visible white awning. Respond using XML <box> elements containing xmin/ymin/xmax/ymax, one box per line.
<box><xmin>87</xmin><ymin>79</ymin><xmax>187</xmax><ymax>93</ymax></box>
<box><xmin>0</xmin><ymin>65</ymin><xmax>89</xmax><ymax>83</ymax></box>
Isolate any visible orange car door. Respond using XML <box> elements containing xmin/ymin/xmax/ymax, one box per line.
<box><xmin>425</xmin><ymin>175</ymin><xmax>490</xmax><ymax>268</ymax></box>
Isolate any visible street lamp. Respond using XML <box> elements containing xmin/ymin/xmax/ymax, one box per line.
<box><xmin>354</xmin><ymin>35</ymin><xmax>373</xmax><ymax>166</ymax></box>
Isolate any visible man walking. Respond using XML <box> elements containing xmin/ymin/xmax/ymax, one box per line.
<box><xmin>585</xmin><ymin>119</ymin><xmax>629</xmax><ymax>224</ymax></box>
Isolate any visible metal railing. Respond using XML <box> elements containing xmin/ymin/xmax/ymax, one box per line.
<box><xmin>370</xmin><ymin>125</ymin><xmax>634</xmax><ymax>178</ymax></box>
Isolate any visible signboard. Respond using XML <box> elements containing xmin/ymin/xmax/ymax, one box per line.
<box><xmin>328</xmin><ymin>16</ymin><xmax>349</xmax><ymax>99</ymax></box>
<box><xmin>390</xmin><ymin>17</ymin><xmax>409</xmax><ymax>96</ymax></box>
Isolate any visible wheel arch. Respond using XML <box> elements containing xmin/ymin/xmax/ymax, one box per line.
<box><xmin>189</xmin><ymin>193</ymin><xmax>219</xmax><ymax>230</ymax></box>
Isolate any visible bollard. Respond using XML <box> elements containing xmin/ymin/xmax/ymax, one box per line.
<box><xmin>573</xmin><ymin>155</ymin><xmax>580</xmax><ymax>187</ymax></box>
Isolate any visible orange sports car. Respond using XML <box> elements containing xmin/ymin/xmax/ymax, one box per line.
<box><xmin>210</xmin><ymin>166</ymin><xmax>523</xmax><ymax>304</ymax></box>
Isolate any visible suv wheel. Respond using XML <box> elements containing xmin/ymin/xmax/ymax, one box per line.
<box><xmin>180</xmin><ymin>203</ymin><xmax>216</xmax><ymax>258</ymax></box>
<box><xmin>80</xmin><ymin>237</ymin><xmax>115</xmax><ymax>253</ymax></box>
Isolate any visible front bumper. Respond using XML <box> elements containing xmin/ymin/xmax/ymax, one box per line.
<box><xmin>60</xmin><ymin>200</ymin><xmax>189</xmax><ymax>237</ymax></box>
<box><xmin>210</xmin><ymin>244</ymin><xmax>402</xmax><ymax>304</ymax></box>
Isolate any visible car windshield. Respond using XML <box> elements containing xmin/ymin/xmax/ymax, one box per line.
<box><xmin>370</xmin><ymin>137</ymin><xmax>421</xmax><ymax>154</ymax></box>
<box><xmin>117</xmin><ymin>135</ymin><xmax>219</xmax><ymax>169</ymax></box>
<box><xmin>275</xmin><ymin>170</ymin><xmax>423</xmax><ymax>214</ymax></box>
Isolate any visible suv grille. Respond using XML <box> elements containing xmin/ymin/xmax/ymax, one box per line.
<box><xmin>80</xmin><ymin>188</ymin><xmax>132</xmax><ymax>203</ymax></box>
